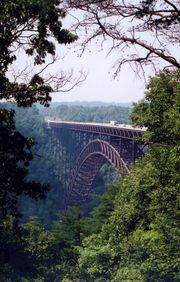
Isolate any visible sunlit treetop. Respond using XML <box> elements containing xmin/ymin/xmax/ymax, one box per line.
<box><xmin>131</xmin><ymin>70</ymin><xmax>180</xmax><ymax>145</ymax></box>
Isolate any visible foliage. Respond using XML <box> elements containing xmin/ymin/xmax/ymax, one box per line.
<box><xmin>75</xmin><ymin>70</ymin><xmax>180</xmax><ymax>281</ymax></box>
<box><xmin>0</xmin><ymin>108</ymin><xmax>49</xmax><ymax>220</ymax></box>
<box><xmin>86</xmin><ymin>184</ymin><xmax>120</xmax><ymax>235</ymax></box>
<box><xmin>8</xmin><ymin>208</ymin><xmax>86</xmax><ymax>281</ymax></box>
<box><xmin>41</xmin><ymin>103</ymin><xmax>132</xmax><ymax>124</ymax></box>
<box><xmin>0</xmin><ymin>0</ymin><xmax>77</xmax><ymax>106</ymax></box>
<box><xmin>131</xmin><ymin>70</ymin><xmax>180</xmax><ymax>144</ymax></box>
<box><xmin>14</xmin><ymin>104</ymin><xmax>64</xmax><ymax>226</ymax></box>
<box><xmin>77</xmin><ymin>144</ymin><xmax>180</xmax><ymax>282</ymax></box>
<box><xmin>0</xmin><ymin>0</ymin><xmax>77</xmax><ymax>277</ymax></box>
<box><xmin>1</xmin><ymin>70</ymin><xmax>179</xmax><ymax>281</ymax></box>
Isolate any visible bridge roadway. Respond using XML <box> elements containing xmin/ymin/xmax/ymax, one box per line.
<box><xmin>48</xmin><ymin>120</ymin><xmax>146</xmax><ymax>139</ymax></box>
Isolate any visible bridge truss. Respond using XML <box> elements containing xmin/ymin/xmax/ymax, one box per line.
<box><xmin>47</xmin><ymin>121</ymin><xmax>145</xmax><ymax>207</ymax></box>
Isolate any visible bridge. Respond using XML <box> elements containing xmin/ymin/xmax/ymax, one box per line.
<box><xmin>47</xmin><ymin>121</ymin><xmax>146</xmax><ymax>207</ymax></box>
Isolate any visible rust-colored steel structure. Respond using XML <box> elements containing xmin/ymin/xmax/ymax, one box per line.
<box><xmin>66</xmin><ymin>139</ymin><xmax>130</xmax><ymax>206</ymax></box>
<box><xmin>47</xmin><ymin>121</ymin><xmax>145</xmax><ymax>207</ymax></box>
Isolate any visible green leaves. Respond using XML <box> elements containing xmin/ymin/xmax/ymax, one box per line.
<box><xmin>76</xmin><ymin>145</ymin><xmax>179</xmax><ymax>281</ymax></box>
<box><xmin>0</xmin><ymin>0</ymin><xmax>78</xmax><ymax>106</ymax></box>
<box><xmin>131</xmin><ymin>70</ymin><xmax>180</xmax><ymax>145</ymax></box>
<box><xmin>20</xmin><ymin>208</ymin><xmax>86</xmax><ymax>281</ymax></box>
<box><xmin>74</xmin><ymin>70</ymin><xmax>180</xmax><ymax>281</ymax></box>
<box><xmin>0</xmin><ymin>108</ymin><xmax>49</xmax><ymax>220</ymax></box>
<box><xmin>0</xmin><ymin>0</ymin><xmax>78</xmax><ymax>278</ymax></box>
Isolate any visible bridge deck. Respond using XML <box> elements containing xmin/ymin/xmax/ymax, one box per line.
<box><xmin>48</xmin><ymin>120</ymin><xmax>145</xmax><ymax>139</ymax></box>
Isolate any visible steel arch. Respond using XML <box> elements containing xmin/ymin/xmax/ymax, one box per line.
<box><xmin>66</xmin><ymin>139</ymin><xmax>130</xmax><ymax>207</ymax></box>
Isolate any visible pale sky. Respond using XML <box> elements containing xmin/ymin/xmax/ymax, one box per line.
<box><xmin>12</xmin><ymin>39</ymin><xmax>147</xmax><ymax>104</ymax></box>
<box><xmin>49</xmin><ymin>7</ymin><xmax>178</xmax><ymax>104</ymax></box>
<box><xmin>8</xmin><ymin>8</ymin><xmax>179</xmax><ymax>105</ymax></box>
<box><xmin>49</xmin><ymin>10</ymin><xmax>149</xmax><ymax>104</ymax></box>
<box><xmin>50</xmin><ymin>44</ymin><xmax>147</xmax><ymax>104</ymax></box>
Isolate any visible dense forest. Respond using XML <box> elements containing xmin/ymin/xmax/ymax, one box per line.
<box><xmin>40</xmin><ymin>103</ymin><xmax>132</xmax><ymax>124</ymax></box>
<box><xmin>0</xmin><ymin>0</ymin><xmax>179</xmax><ymax>281</ymax></box>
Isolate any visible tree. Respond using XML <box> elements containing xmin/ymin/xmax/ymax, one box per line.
<box><xmin>21</xmin><ymin>208</ymin><xmax>86</xmax><ymax>281</ymax></box>
<box><xmin>0</xmin><ymin>0</ymin><xmax>86</xmax><ymax>106</ymax></box>
<box><xmin>0</xmin><ymin>0</ymin><xmax>82</xmax><ymax>275</ymax></box>
<box><xmin>131</xmin><ymin>69</ymin><xmax>180</xmax><ymax>144</ymax></box>
<box><xmin>0</xmin><ymin>108</ymin><xmax>49</xmax><ymax>219</ymax></box>
<box><xmin>0</xmin><ymin>0</ymin><xmax>80</xmax><ymax>220</ymax></box>
<box><xmin>67</xmin><ymin>0</ymin><xmax>180</xmax><ymax>76</ymax></box>
<box><xmin>76</xmin><ymin>70</ymin><xmax>180</xmax><ymax>281</ymax></box>
<box><xmin>86</xmin><ymin>184</ymin><xmax>119</xmax><ymax>234</ymax></box>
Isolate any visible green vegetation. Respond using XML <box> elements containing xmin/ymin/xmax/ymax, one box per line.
<box><xmin>76</xmin><ymin>70</ymin><xmax>180</xmax><ymax>282</ymax></box>
<box><xmin>0</xmin><ymin>0</ymin><xmax>77</xmax><ymax>278</ymax></box>
<box><xmin>1</xmin><ymin>70</ymin><xmax>179</xmax><ymax>281</ymax></box>
<box><xmin>41</xmin><ymin>103</ymin><xmax>131</xmax><ymax>124</ymax></box>
<box><xmin>0</xmin><ymin>0</ymin><xmax>179</xmax><ymax>280</ymax></box>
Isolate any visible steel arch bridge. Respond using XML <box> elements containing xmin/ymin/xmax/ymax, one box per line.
<box><xmin>47</xmin><ymin>121</ymin><xmax>146</xmax><ymax>207</ymax></box>
<box><xmin>66</xmin><ymin>139</ymin><xmax>130</xmax><ymax>206</ymax></box>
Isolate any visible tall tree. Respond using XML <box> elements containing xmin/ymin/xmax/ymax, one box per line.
<box><xmin>0</xmin><ymin>0</ymin><xmax>84</xmax><ymax>106</ymax></box>
<box><xmin>131</xmin><ymin>70</ymin><xmax>180</xmax><ymax>144</ymax></box>
<box><xmin>0</xmin><ymin>0</ymin><xmax>79</xmax><ymax>219</ymax></box>
<box><xmin>0</xmin><ymin>0</ymin><xmax>80</xmax><ymax>275</ymax></box>
<box><xmin>76</xmin><ymin>70</ymin><xmax>180</xmax><ymax>281</ymax></box>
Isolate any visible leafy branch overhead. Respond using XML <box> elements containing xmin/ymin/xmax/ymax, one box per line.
<box><xmin>67</xmin><ymin>0</ymin><xmax>180</xmax><ymax>76</ymax></box>
<box><xmin>0</xmin><ymin>0</ymin><xmax>86</xmax><ymax>106</ymax></box>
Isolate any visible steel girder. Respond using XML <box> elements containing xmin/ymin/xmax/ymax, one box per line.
<box><xmin>65</xmin><ymin>139</ymin><xmax>130</xmax><ymax>207</ymax></box>
<box><xmin>49</xmin><ymin>121</ymin><xmax>145</xmax><ymax>140</ymax></box>
<box><xmin>47</xmin><ymin>121</ymin><xmax>146</xmax><ymax>207</ymax></box>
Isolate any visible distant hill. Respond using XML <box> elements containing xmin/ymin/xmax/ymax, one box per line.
<box><xmin>36</xmin><ymin>101</ymin><xmax>133</xmax><ymax>109</ymax></box>
<box><xmin>39</xmin><ymin>103</ymin><xmax>132</xmax><ymax>124</ymax></box>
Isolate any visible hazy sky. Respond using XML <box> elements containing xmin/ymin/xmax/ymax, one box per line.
<box><xmin>12</xmin><ymin>38</ymin><xmax>147</xmax><ymax>104</ymax></box>
<box><xmin>51</xmin><ymin>46</ymin><xmax>147</xmax><ymax>104</ymax></box>
<box><xmin>49</xmin><ymin>9</ymin><xmax>156</xmax><ymax>104</ymax></box>
<box><xmin>50</xmin><ymin>6</ymin><xmax>178</xmax><ymax>104</ymax></box>
<box><xmin>12</xmin><ymin>10</ymin><xmax>159</xmax><ymax>105</ymax></box>
<box><xmin>10</xmin><ymin>7</ymin><xmax>179</xmax><ymax>105</ymax></box>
